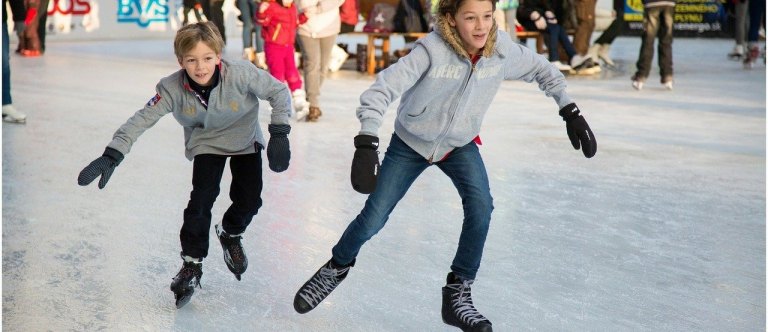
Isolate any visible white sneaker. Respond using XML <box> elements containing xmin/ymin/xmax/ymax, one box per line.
<box><xmin>2</xmin><ymin>105</ymin><xmax>27</xmax><ymax>123</ymax></box>
<box><xmin>551</xmin><ymin>61</ymin><xmax>573</xmax><ymax>72</ymax></box>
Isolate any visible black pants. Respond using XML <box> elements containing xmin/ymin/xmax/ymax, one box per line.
<box><xmin>181</xmin><ymin>153</ymin><xmax>263</xmax><ymax>259</ymax></box>
<box><xmin>201</xmin><ymin>0</ymin><xmax>226</xmax><ymax>43</ymax></box>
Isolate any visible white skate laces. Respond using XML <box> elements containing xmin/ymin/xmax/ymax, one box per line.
<box><xmin>298</xmin><ymin>263</ymin><xmax>351</xmax><ymax>308</ymax></box>
<box><xmin>446</xmin><ymin>279</ymin><xmax>489</xmax><ymax>326</ymax></box>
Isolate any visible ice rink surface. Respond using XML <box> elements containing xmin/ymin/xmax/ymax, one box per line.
<box><xmin>2</xmin><ymin>35</ymin><xmax>766</xmax><ymax>331</ymax></box>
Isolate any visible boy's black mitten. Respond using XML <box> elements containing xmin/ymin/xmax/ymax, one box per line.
<box><xmin>351</xmin><ymin>135</ymin><xmax>380</xmax><ymax>194</ymax></box>
<box><xmin>559</xmin><ymin>103</ymin><xmax>597</xmax><ymax>158</ymax></box>
<box><xmin>267</xmin><ymin>124</ymin><xmax>291</xmax><ymax>172</ymax></box>
<box><xmin>78</xmin><ymin>147</ymin><xmax>124</xmax><ymax>189</ymax></box>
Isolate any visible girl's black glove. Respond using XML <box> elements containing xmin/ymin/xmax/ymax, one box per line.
<box><xmin>351</xmin><ymin>135</ymin><xmax>380</xmax><ymax>194</ymax></box>
<box><xmin>267</xmin><ymin>124</ymin><xmax>291</xmax><ymax>172</ymax></box>
<box><xmin>78</xmin><ymin>147</ymin><xmax>124</xmax><ymax>189</ymax></box>
<box><xmin>559</xmin><ymin>103</ymin><xmax>597</xmax><ymax>158</ymax></box>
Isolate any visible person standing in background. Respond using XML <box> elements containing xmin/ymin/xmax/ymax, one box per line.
<box><xmin>587</xmin><ymin>0</ymin><xmax>624</xmax><ymax>67</ymax></box>
<box><xmin>498</xmin><ymin>0</ymin><xmax>519</xmax><ymax>42</ymax></box>
<box><xmin>631</xmin><ymin>0</ymin><xmax>675</xmax><ymax>90</ymax></box>
<box><xmin>238</xmin><ymin>0</ymin><xmax>267</xmax><ymax>68</ymax></box>
<box><xmin>726</xmin><ymin>0</ymin><xmax>748</xmax><ymax>60</ymax></box>
<box><xmin>296</xmin><ymin>0</ymin><xmax>344</xmax><ymax>122</ymax></box>
<box><xmin>742</xmin><ymin>0</ymin><xmax>765</xmax><ymax>68</ymax></box>
<box><xmin>202</xmin><ymin>0</ymin><xmax>227</xmax><ymax>44</ymax></box>
<box><xmin>3</xmin><ymin>0</ymin><xmax>28</xmax><ymax>123</ymax></box>
<box><xmin>339</xmin><ymin>0</ymin><xmax>358</xmax><ymax>33</ymax></box>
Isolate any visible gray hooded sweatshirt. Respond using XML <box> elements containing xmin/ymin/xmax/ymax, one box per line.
<box><xmin>107</xmin><ymin>59</ymin><xmax>292</xmax><ymax>160</ymax></box>
<box><xmin>356</xmin><ymin>17</ymin><xmax>574</xmax><ymax>161</ymax></box>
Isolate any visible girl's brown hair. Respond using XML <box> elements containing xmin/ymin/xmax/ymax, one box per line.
<box><xmin>438</xmin><ymin>0</ymin><xmax>497</xmax><ymax>17</ymax></box>
<box><xmin>173</xmin><ymin>22</ymin><xmax>225</xmax><ymax>60</ymax></box>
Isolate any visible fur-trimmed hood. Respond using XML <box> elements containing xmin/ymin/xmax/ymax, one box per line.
<box><xmin>434</xmin><ymin>13</ymin><xmax>498</xmax><ymax>59</ymax></box>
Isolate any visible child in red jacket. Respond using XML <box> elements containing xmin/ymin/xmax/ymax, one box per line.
<box><xmin>257</xmin><ymin>0</ymin><xmax>310</xmax><ymax>120</ymax></box>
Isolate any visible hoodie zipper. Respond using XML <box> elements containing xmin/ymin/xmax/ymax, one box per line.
<box><xmin>428</xmin><ymin>59</ymin><xmax>476</xmax><ymax>162</ymax></box>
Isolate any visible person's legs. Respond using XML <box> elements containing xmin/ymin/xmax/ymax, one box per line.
<box><xmin>747</xmin><ymin>0</ymin><xmax>765</xmax><ymax>42</ymax></box>
<box><xmin>546</xmin><ymin>23</ymin><xmax>563</xmax><ymax>61</ymax></box>
<box><xmin>37</xmin><ymin>0</ymin><xmax>49</xmax><ymax>53</ymax></box>
<box><xmin>298</xmin><ymin>35</ymin><xmax>321</xmax><ymax>107</ymax></box>
<box><xmin>436</xmin><ymin>142</ymin><xmax>493</xmax><ymax>280</ymax></box>
<box><xmin>222</xmin><ymin>152</ymin><xmax>263</xmax><ymax>235</ymax></box>
<box><xmin>181</xmin><ymin>154</ymin><xmax>227</xmax><ymax>259</ymax></box>
<box><xmin>594</xmin><ymin>9</ymin><xmax>624</xmax><ymax>44</ymax></box>
<box><xmin>3</xmin><ymin>20</ymin><xmax>11</xmax><ymax>106</ymax></box>
<box><xmin>237</xmin><ymin>0</ymin><xmax>254</xmax><ymax>49</ymax></box>
<box><xmin>284</xmin><ymin>45</ymin><xmax>303</xmax><ymax>92</ymax></box>
<box><xmin>634</xmin><ymin>7</ymin><xmax>661</xmax><ymax>80</ymax></box>
<box><xmin>572</xmin><ymin>0</ymin><xmax>596</xmax><ymax>55</ymax></box>
<box><xmin>657</xmin><ymin>6</ymin><xmax>674</xmax><ymax>81</ymax></box>
<box><xmin>331</xmin><ymin>134</ymin><xmax>431</xmax><ymax>265</ymax></box>
<box><xmin>265</xmin><ymin>43</ymin><xmax>287</xmax><ymax>82</ymax></box>
<box><xmin>316</xmin><ymin>34</ymin><xmax>337</xmax><ymax>103</ymax></box>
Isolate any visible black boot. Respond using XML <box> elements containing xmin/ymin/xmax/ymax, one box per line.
<box><xmin>216</xmin><ymin>224</ymin><xmax>248</xmax><ymax>280</ymax></box>
<box><xmin>441</xmin><ymin>272</ymin><xmax>493</xmax><ymax>332</ymax></box>
<box><xmin>170</xmin><ymin>253</ymin><xmax>203</xmax><ymax>309</ymax></box>
<box><xmin>293</xmin><ymin>258</ymin><xmax>355</xmax><ymax>314</ymax></box>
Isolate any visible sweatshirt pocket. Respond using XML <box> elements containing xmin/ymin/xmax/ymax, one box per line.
<box><xmin>398</xmin><ymin>107</ymin><xmax>445</xmax><ymax>142</ymax></box>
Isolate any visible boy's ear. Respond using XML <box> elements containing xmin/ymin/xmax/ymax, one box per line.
<box><xmin>217</xmin><ymin>54</ymin><xmax>222</xmax><ymax>64</ymax></box>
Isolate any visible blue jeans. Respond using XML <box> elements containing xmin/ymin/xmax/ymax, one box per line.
<box><xmin>634</xmin><ymin>6</ymin><xmax>674</xmax><ymax>79</ymax></box>
<box><xmin>546</xmin><ymin>23</ymin><xmax>577</xmax><ymax>62</ymax></box>
<box><xmin>332</xmin><ymin>134</ymin><xmax>494</xmax><ymax>280</ymax></box>
<box><xmin>3</xmin><ymin>20</ymin><xmax>11</xmax><ymax>106</ymax></box>
<box><xmin>237</xmin><ymin>0</ymin><xmax>263</xmax><ymax>52</ymax></box>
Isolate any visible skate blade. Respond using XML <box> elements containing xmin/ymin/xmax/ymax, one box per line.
<box><xmin>174</xmin><ymin>292</ymin><xmax>194</xmax><ymax>308</ymax></box>
<box><xmin>2</xmin><ymin>117</ymin><xmax>26</xmax><ymax>124</ymax></box>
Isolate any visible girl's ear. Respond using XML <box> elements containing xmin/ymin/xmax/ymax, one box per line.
<box><xmin>216</xmin><ymin>54</ymin><xmax>222</xmax><ymax>65</ymax></box>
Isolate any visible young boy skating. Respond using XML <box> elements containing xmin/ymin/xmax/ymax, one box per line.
<box><xmin>292</xmin><ymin>0</ymin><xmax>597</xmax><ymax>330</ymax></box>
<box><xmin>77</xmin><ymin>22</ymin><xmax>293</xmax><ymax>308</ymax></box>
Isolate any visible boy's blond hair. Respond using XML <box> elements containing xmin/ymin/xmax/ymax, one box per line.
<box><xmin>174</xmin><ymin>22</ymin><xmax>225</xmax><ymax>60</ymax></box>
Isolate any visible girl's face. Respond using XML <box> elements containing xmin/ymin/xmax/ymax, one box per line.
<box><xmin>447</xmin><ymin>0</ymin><xmax>494</xmax><ymax>55</ymax></box>
<box><xmin>179</xmin><ymin>41</ymin><xmax>221</xmax><ymax>86</ymax></box>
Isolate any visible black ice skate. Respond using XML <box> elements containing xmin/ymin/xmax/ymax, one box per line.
<box><xmin>215</xmin><ymin>224</ymin><xmax>248</xmax><ymax>280</ymax></box>
<box><xmin>441</xmin><ymin>272</ymin><xmax>493</xmax><ymax>332</ymax></box>
<box><xmin>293</xmin><ymin>258</ymin><xmax>355</xmax><ymax>314</ymax></box>
<box><xmin>170</xmin><ymin>254</ymin><xmax>203</xmax><ymax>309</ymax></box>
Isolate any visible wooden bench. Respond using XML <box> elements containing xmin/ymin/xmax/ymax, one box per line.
<box><xmin>347</xmin><ymin>29</ymin><xmax>575</xmax><ymax>75</ymax></box>
<box><xmin>346</xmin><ymin>32</ymin><xmax>428</xmax><ymax>75</ymax></box>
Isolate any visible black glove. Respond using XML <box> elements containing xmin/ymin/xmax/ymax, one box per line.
<box><xmin>78</xmin><ymin>147</ymin><xmax>124</xmax><ymax>189</ymax></box>
<box><xmin>351</xmin><ymin>135</ymin><xmax>380</xmax><ymax>194</ymax></box>
<box><xmin>267</xmin><ymin>124</ymin><xmax>291</xmax><ymax>172</ymax></box>
<box><xmin>559</xmin><ymin>103</ymin><xmax>596</xmax><ymax>158</ymax></box>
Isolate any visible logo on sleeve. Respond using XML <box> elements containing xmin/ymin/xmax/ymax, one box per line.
<box><xmin>146</xmin><ymin>94</ymin><xmax>162</xmax><ymax>107</ymax></box>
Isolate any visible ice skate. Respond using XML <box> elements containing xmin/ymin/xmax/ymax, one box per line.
<box><xmin>661</xmin><ymin>75</ymin><xmax>674</xmax><ymax>90</ymax></box>
<box><xmin>2</xmin><ymin>105</ymin><xmax>27</xmax><ymax>124</ymax></box>
<box><xmin>293</xmin><ymin>259</ymin><xmax>355</xmax><ymax>314</ymax></box>
<box><xmin>728</xmin><ymin>44</ymin><xmax>745</xmax><ymax>61</ymax></box>
<box><xmin>307</xmin><ymin>106</ymin><xmax>322</xmax><ymax>122</ymax></box>
<box><xmin>254</xmin><ymin>52</ymin><xmax>268</xmax><ymax>70</ymax></box>
<box><xmin>631</xmin><ymin>74</ymin><xmax>645</xmax><ymax>91</ymax></box>
<box><xmin>597</xmin><ymin>44</ymin><xmax>615</xmax><ymax>67</ymax></box>
<box><xmin>292</xmin><ymin>89</ymin><xmax>310</xmax><ymax>121</ymax></box>
<box><xmin>170</xmin><ymin>254</ymin><xmax>203</xmax><ymax>309</ymax></box>
<box><xmin>242</xmin><ymin>47</ymin><xmax>256</xmax><ymax>63</ymax></box>
<box><xmin>743</xmin><ymin>43</ymin><xmax>760</xmax><ymax>69</ymax></box>
<box><xmin>441</xmin><ymin>272</ymin><xmax>493</xmax><ymax>332</ymax></box>
<box><xmin>215</xmin><ymin>224</ymin><xmax>247</xmax><ymax>280</ymax></box>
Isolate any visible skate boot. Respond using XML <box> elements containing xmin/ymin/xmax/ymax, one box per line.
<box><xmin>293</xmin><ymin>258</ymin><xmax>355</xmax><ymax>314</ymax></box>
<box><xmin>255</xmin><ymin>52</ymin><xmax>268</xmax><ymax>70</ymax></box>
<box><xmin>661</xmin><ymin>75</ymin><xmax>674</xmax><ymax>90</ymax></box>
<box><xmin>597</xmin><ymin>44</ymin><xmax>615</xmax><ymax>67</ymax></box>
<box><xmin>2</xmin><ymin>105</ymin><xmax>27</xmax><ymax>124</ymax></box>
<box><xmin>292</xmin><ymin>89</ymin><xmax>310</xmax><ymax>121</ymax></box>
<box><xmin>307</xmin><ymin>106</ymin><xmax>322</xmax><ymax>122</ymax></box>
<box><xmin>215</xmin><ymin>224</ymin><xmax>248</xmax><ymax>280</ymax></box>
<box><xmin>170</xmin><ymin>253</ymin><xmax>203</xmax><ymax>309</ymax></box>
<box><xmin>631</xmin><ymin>74</ymin><xmax>645</xmax><ymax>91</ymax></box>
<box><xmin>441</xmin><ymin>272</ymin><xmax>493</xmax><ymax>332</ymax></box>
<box><xmin>743</xmin><ymin>43</ymin><xmax>760</xmax><ymax>69</ymax></box>
<box><xmin>728</xmin><ymin>44</ymin><xmax>745</xmax><ymax>61</ymax></box>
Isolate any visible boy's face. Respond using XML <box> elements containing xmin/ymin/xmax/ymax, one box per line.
<box><xmin>179</xmin><ymin>41</ymin><xmax>222</xmax><ymax>86</ymax></box>
<box><xmin>447</xmin><ymin>0</ymin><xmax>494</xmax><ymax>55</ymax></box>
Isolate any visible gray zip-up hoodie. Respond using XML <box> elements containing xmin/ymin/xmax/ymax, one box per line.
<box><xmin>107</xmin><ymin>59</ymin><xmax>291</xmax><ymax>160</ymax></box>
<box><xmin>357</xmin><ymin>17</ymin><xmax>574</xmax><ymax>161</ymax></box>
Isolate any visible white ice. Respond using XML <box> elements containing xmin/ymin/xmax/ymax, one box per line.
<box><xmin>2</xmin><ymin>35</ymin><xmax>765</xmax><ymax>331</ymax></box>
